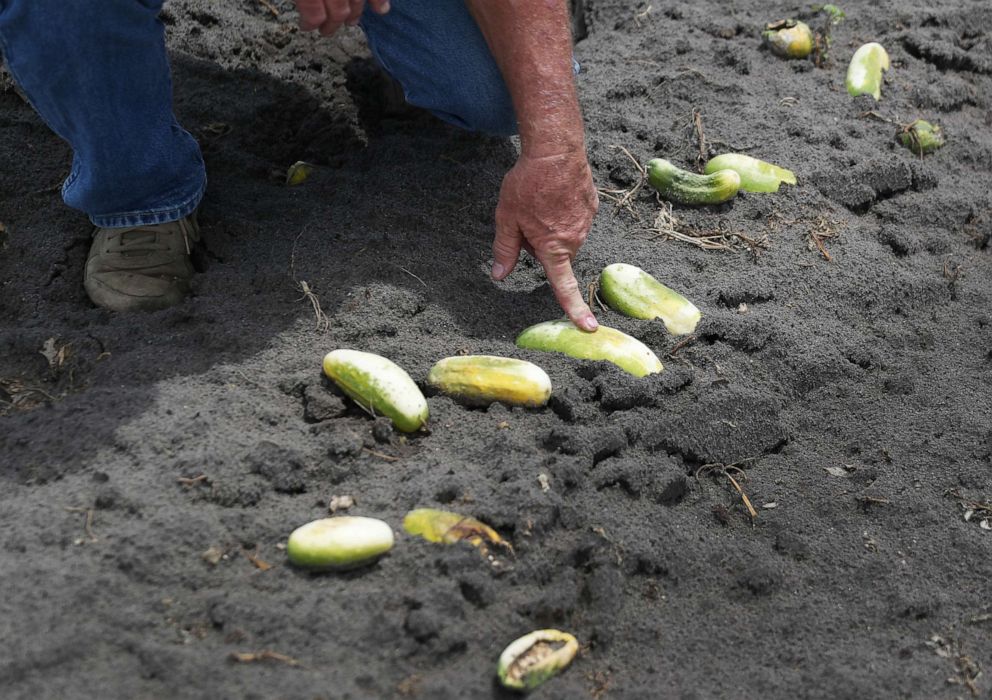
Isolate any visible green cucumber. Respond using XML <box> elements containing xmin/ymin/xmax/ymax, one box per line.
<box><xmin>647</xmin><ymin>158</ymin><xmax>740</xmax><ymax>205</ymax></box>
<box><xmin>704</xmin><ymin>153</ymin><xmax>796</xmax><ymax>193</ymax></box>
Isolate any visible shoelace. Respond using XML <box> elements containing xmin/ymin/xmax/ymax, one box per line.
<box><xmin>106</xmin><ymin>218</ymin><xmax>197</xmax><ymax>256</ymax></box>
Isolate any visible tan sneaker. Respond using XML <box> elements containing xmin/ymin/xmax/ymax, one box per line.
<box><xmin>83</xmin><ymin>215</ymin><xmax>199</xmax><ymax>312</ymax></box>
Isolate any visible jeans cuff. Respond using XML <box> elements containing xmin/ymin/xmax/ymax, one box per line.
<box><xmin>87</xmin><ymin>175</ymin><xmax>206</xmax><ymax>229</ymax></box>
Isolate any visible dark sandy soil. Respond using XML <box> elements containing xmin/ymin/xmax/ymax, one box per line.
<box><xmin>2</xmin><ymin>1</ymin><xmax>991</xmax><ymax>698</ymax></box>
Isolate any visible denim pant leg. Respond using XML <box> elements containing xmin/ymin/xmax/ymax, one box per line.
<box><xmin>360</xmin><ymin>0</ymin><xmax>518</xmax><ymax>137</ymax></box>
<box><xmin>0</xmin><ymin>0</ymin><xmax>205</xmax><ymax>228</ymax></box>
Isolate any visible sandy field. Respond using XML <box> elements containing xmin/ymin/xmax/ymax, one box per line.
<box><xmin>1</xmin><ymin>1</ymin><xmax>990</xmax><ymax>698</ymax></box>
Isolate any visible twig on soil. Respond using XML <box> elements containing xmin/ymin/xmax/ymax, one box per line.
<box><xmin>364</xmin><ymin>447</ymin><xmax>399</xmax><ymax>462</ymax></box>
<box><xmin>296</xmin><ymin>280</ymin><xmax>331</xmax><ymax>332</ymax></box>
<box><xmin>633</xmin><ymin>4</ymin><xmax>653</xmax><ymax>26</ymax></box>
<box><xmin>598</xmin><ymin>145</ymin><xmax>647</xmax><ymax>220</ymax></box>
<box><xmin>695</xmin><ymin>461</ymin><xmax>760</xmax><ymax>522</ymax></box>
<box><xmin>668</xmin><ymin>334</ymin><xmax>697</xmax><ymax>357</ymax></box>
<box><xmin>779</xmin><ymin>96</ymin><xmax>799</xmax><ymax>108</ymax></box>
<box><xmin>177</xmin><ymin>474</ymin><xmax>208</xmax><ymax>487</ymax></box>
<box><xmin>692</xmin><ymin>108</ymin><xmax>707</xmax><ymax>168</ymax></box>
<box><xmin>642</xmin><ymin>201</ymin><xmax>768</xmax><ymax>256</ymax></box>
<box><xmin>229</xmin><ymin>650</ymin><xmax>305</xmax><ymax>669</ymax></box>
<box><xmin>64</xmin><ymin>507</ymin><xmax>97</xmax><ymax>542</ymax></box>
<box><xmin>859</xmin><ymin>110</ymin><xmax>896</xmax><ymax>124</ymax></box>
<box><xmin>256</xmin><ymin>0</ymin><xmax>280</xmax><ymax>17</ymax></box>
<box><xmin>394</xmin><ymin>265</ymin><xmax>428</xmax><ymax>288</ymax></box>
<box><xmin>586</xmin><ymin>281</ymin><xmax>607</xmax><ymax>312</ymax></box>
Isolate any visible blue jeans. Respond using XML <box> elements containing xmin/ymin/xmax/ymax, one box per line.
<box><xmin>0</xmin><ymin>0</ymin><xmax>516</xmax><ymax>228</ymax></box>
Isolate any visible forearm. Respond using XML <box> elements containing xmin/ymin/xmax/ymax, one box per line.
<box><xmin>465</xmin><ymin>0</ymin><xmax>585</xmax><ymax>157</ymax></box>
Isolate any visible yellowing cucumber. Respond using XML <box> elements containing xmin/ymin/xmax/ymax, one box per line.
<box><xmin>762</xmin><ymin>19</ymin><xmax>814</xmax><ymax>59</ymax></box>
<box><xmin>647</xmin><ymin>158</ymin><xmax>740</xmax><ymax>205</ymax></box>
<box><xmin>704</xmin><ymin>153</ymin><xmax>796</xmax><ymax>193</ymax></box>
<box><xmin>599</xmin><ymin>264</ymin><xmax>701</xmax><ymax>335</ymax></box>
<box><xmin>516</xmin><ymin>320</ymin><xmax>662</xmax><ymax>377</ymax></box>
<box><xmin>427</xmin><ymin>355</ymin><xmax>551</xmax><ymax>408</ymax></box>
<box><xmin>322</xmin><ymin>349</ymin><xmax>428</xmax><ymax>433</ymax></box>
<box><xmin>286</xmin><ymin>516</ymin><xmax>394</xmax><ymax>571</ymax></box>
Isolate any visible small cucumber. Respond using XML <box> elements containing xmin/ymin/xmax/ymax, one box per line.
<box><xmin>704</xmin><ymin>153</ymin><xmax>796</xmax><ymax>193</ymax></box>
<box><xmin>427</xmin><ymin>355</ymin><xmax>552</xmax><ymax>408</ymax></box>
<box><xmin>286</xmin><ymin>516</ymin><xmax>394</xmax><ymax>571</ymax></box>
<box><xmin>647</xmin><ymin>158</ymin><xmax>740</xmax><ymax>205</ymax></box>
<box><xmin>322</xmin><ymin>349</ymin><xmax>428</xmax><ymax>433</ymax></box>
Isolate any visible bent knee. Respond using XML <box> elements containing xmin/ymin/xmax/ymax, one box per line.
<box><xmin>414</xmin><ymin>80</ymin><xmax>518</xmax><ymax>137</ymax></box>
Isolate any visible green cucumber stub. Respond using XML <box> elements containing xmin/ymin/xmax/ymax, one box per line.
<box><xmin>704</xmin><ymin>153</ymin><xmax>796</xmax><ymax>193</ymax></box>
<box><xmin>286</xmin><ymin>516</ymin><xmax>394</xmax><ymax>571</ymax></box>
<box><xmin>599</xmin><ymin>263</ymin><xmax>701</xmax><ymax>335</ymax></box>
<box><xmin>322</xmin><ymin>349</ymin><xmax>428</xmax><ymax>433</ymax></box>
<box><xmin>897</xmin><ymin>120</ymin><xmax>944</xmax><ymax>155</ymax></box>
<box><xmin>846</xmin><ymin>42</ymin><xmax>890</xmax><ymax>100</ymax></box>
<box><xmin>516</xmin><ymin>320</ymin><xmax>662</xmax><ymax>377</ymax></box>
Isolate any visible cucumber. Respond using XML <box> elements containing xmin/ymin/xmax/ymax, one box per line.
<box><xmin>704</xmin><ymin>153</ymin><xmax>796</xmax><ymax>193</ymax></box>
<box><xmin>427</xmin><ymin>355</ymin><xmax>552</xmax><ymax>408</ymax></box>
<box><xmin>599</xmin><ymin>263</ymin><xmax>701</xmax><ymax>335</ymax></box>
<box><xmin>647</xmin><ymin>158</ymin><xmax>740</xmax><ymax>205</ymax></box>
<box><xmin>846</xmin><ymin>42</ymin><xmax>890</xmax><ymax>100</ymax></box>
<box><xmin>322</xmin><ymin>349</ymin><xmax>428</xmax><ymax>433</ymax></box>
<box><xmin>516</xmin><ymin>320</ymin><xmax>663</xmax><ymax>377</ymax></box>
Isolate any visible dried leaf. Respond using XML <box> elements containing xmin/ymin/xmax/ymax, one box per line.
<box><xmin>403</xmin><ymin>508</ymin><xmax>512</xmax><ymax>554</ymax></box>
<box><xmin>244</xmin><ymin>549</ymin><xmax>273</xmax><ymax>571</ymax></box>
<box><xmin>824</xmin><ymin>466</ymin><xmax>850</xmax><ymax>477</ymax></box>
<box><xmin>286</xmin><ymin>161</ymin><xmax>314</xmax><ymax>186</ymax></box>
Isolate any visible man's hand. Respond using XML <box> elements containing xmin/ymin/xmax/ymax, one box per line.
<box><xmin>465</xmin><ymin>1</ymin><xmax>598</xmax><ymax>330</ymax></box>
<box><xmin>492</xmin><ymin>151</ymin><xmax>599</xmax><ymax>332</ymax></box>
<box><xmin>294</xmin><ymin>0</ymin><xmax>390</xmax><ymax>36</ymax></box>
